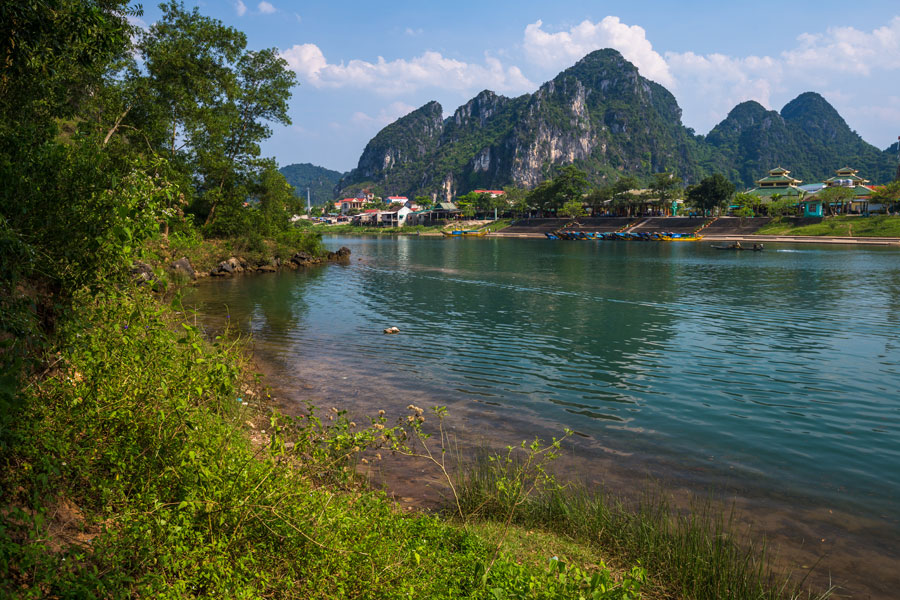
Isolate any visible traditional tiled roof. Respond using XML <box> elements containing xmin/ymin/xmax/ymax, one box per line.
<box><xmin>746</xmin><ymin>186</ymin><xmax>803</xmax><ymax>198</ymax></box>
<box><xmin>806</xmin><ymin>185</ymin><xmax>873</xmax><ymax>199</ymax></box>
<box><xmin>757</xmin><ymin>167</ymin><xmax>801</xmax><ymax>186</ymax></box>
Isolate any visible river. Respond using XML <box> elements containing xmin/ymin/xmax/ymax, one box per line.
<box><xmin>185</xmin><ymin>236</ymin><xmax>900</xmax><ymax>598</ymax></box>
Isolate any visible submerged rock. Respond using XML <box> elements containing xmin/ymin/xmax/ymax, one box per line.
<box><xmin>383</xmin><ymin>326</ymin><xmax>400</xmax><ymax>334</ymax></box>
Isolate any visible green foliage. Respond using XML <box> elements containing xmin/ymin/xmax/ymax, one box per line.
<box><xmin>870</xmin><ymin>181</ymin><xmax>900</xmax><ymax>214</ymax></box>
<box><xmin>816</xmin><ymin>186</ymin><xmax>855</xmax><ymax>216</ymax></box>
<box><xmin>526</xmin><ymin>166</ymin><xmax>589</xmax><ymax>212</ymax></box>
<box><xmin>0</xmin><ymin>293</ymin><xmax>643</xmax><ymax>598</ymax></box>
<box><xmin>560</xmin><ymin>200</ymin><xmax>587</xmax><ymax>218</ymax></box>
<box><xmin>126</xmin><ymin>1</ymin><xmax>296</xmax><ymax>232</ymax></box>
<box><xmin>685</xmin><ymin>173</ymin><xmax>735</xmax><ymax>216</ymax></box>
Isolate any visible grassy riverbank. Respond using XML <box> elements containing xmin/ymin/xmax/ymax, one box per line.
<box><xmin>0</xmin><ymin>287</ymin><xmax>647</xmax><ymax>599</ymax></box>
<box><xmin>755</xmin><ymin>215</ymin><xmax>900</xmax><ymax>237</ymax></box>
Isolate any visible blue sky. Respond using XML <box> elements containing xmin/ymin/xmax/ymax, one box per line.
<box><xmin>138</xmin><ymin>1</ymin><xmax>900</xmax><ymax>173</ymax></box>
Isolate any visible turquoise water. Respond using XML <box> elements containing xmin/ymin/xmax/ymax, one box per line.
<box><xmin>187</xmin><ymin>236</ymin><xmax>900</xmax><ymax>592</ymax></box>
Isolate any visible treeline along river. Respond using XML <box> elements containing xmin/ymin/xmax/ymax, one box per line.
<box><xmin>186</xmin><ymin>236</ymin><xmax>900</xmax><ymax>597</ymax></box>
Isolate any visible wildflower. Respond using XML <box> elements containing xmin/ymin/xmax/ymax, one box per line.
<box><xmin>352</xmin><ymin>446</ymin><xmax>360</xmax><ymax>453</ymax></box>
<box><xmin>373</xmin><ymin>423</ymin><xmax>384</xmax><ymax>430</ymax></box>
<box><xmin>361</xmin><ymin>458</ymin><xmax>369</xmax><ymax>464</ymax></box>
<box><xmin>378</xmin><ymin>410</ymin><xmax>385</xmax><ymax>417</ymax></box>
<box><xmin>330</xmin><ymin>407</ymin><xmax>339</xmax><ymax>414</ymax></box>
<box><xmin>407</xmin><ymin>415</ymin><xmax>415</xmax><ymax>423</ymax></box>
<box><xmin>375</xmin><ymin>453</ymin><xmax>382</xmax><ymax>461</ymax></box>
<box><xmin>349</xmin><ymin>422</ymin><xmax>356</xmax><ymax>428</ymax></box>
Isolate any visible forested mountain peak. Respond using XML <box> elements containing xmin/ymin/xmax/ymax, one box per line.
<box><xmin>336</xmin><ymin>51</ymin><xmax>897</xmax><ymax>198</ymax></box>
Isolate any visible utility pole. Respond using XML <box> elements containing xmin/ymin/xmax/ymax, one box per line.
<box><xmin>307</xmin><ymin>187</ymin><xmax>311</xmax><ymax>214</ymax></box>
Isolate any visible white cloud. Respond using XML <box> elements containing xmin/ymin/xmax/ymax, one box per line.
<box><xmin>258</xmin><ymin>1</ymin><xmax>276</xmax><ymax>14</ymax></box>
<box><xmin>279</xmin><ymin>44</ymin><xmax>534</xmax><ymax>95</ymax></box>
<box><xmin>405</xmin><ymin>27</ymin><xmax>423</xmax><ymax>37</ymax></box>
<box><xmin>784</xmin><ymin>17</ymin><xmax>900</xmax><ymax>75</ymax></box>
<box><xmin>235</xmin><ymin>0</ymin><xmax>247</xmax><ymax>17</ymax></box>
<box><xmin>522</xmin><ymin>17</ymin><xmax>674</xmax><ymax>87</ymax></box>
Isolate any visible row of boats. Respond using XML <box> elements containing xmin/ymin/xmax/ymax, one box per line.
<box><xmin>546</xmin><ymin>231</ymin><xmax>703</xmax><ymax>242</ymax></box>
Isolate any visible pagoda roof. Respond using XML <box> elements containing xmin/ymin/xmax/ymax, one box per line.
<box><xmin>834</xmin><ymin>166</ymin><xmax>858</xmax><ymax>175</ymax></box>
<box><xmin>824</xmin><ymin>174</ymin><xmax>869</xmax><ymax>184</ymax></box>
<box><xmin>746</xmin><ymin>186</ymin><xmax>803</xmax><ymax>198</ymax></box>
<box><xmin>768</xmin><ymin>167</ymin><xmax>791</xmax><ymax>175</ymax></box>
<box><xmin>756</xmin><ymin>175</ymin><xmax>802</xmax><ymax>185</ymax></box>
<box><xmin>807</xmin><ymin>185</ymin><xmax>873</xmax><ymax>199</ymax></box>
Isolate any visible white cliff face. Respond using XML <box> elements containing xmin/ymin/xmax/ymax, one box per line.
<box><xmin>472</xmin><ymin>148</ymin><xmax>491</xmax><ymax>172</ymax></box>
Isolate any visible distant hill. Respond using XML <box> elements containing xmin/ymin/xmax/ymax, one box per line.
<box><xmin>707</xmin><ymin>92</ymin><xmax>896</xmax><ymax>187</ymax></box>
<box><xmin>278</xmin><ymin>163</ymin><xmax>345</xmax><ymax>206</ymax></box>
<box><xmin>335</xmin><ymin>49</ymin><xmax>897</xmax><ymax>199</ymax></box>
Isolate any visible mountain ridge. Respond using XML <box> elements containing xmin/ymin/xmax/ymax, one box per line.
<box><xmin>336</xmin><ymin>49</ymin><xmax>897</xmax><ymax>199</ymax></box>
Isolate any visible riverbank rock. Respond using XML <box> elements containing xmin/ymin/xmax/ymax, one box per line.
<box><xmin>214</xmin><ymin>260</ymin><xmax>233</xmax><ymax>275</ymax></box>
<box><xmin>257</xmin><ymin>265</ymin><xmax>277</xmax><ymax>273</ymax></box>
<box><xmin>131</xmin><ymin>261</ymin><xmax>156</xmax><ymax>284</ymax></box>
<box><xmin>168</xmin><ymin>257</ymin><xmax>196</xmax><ymax>280</ymax></box>
<box><xmin>227</xmin><ymin>257</ymin><xmax>244</xmax><ymax>272</ymax></box>
<box><xmin>383</xmin><ymin>326</ymin><xmax>400</xmax><ymax>334</ymax></box>
<box><xmin>328</xmin><ymin>246</ymin><xmax>352</xmax><ymax>261</ymax></box>
<box><xmin>291</xmin><ymin>251</ymin><xmax>313</xmax><ymax>265</ymax></box>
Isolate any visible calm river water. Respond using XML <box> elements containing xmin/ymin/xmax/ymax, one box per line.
<box><xmin>186</xmin><ymin>236</ymin><xmax>900</xmax><ymax>598</ymax></box>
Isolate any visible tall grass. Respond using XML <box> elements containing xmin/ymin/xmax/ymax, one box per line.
<box><xmin>456</xmin><ymin>451</ymin><xmax>833</xmax><ymax>600</ymax></box>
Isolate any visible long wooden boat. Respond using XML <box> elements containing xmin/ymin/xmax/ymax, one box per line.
<box><xmin>442</xmin><ymin>229</ymin><xmax>487</xmax><ymax>237</ymax></box>
<box><xmin>660</xmin><ymin>234</ymin><xmax>703</xmax><ymax>242</ymax></box>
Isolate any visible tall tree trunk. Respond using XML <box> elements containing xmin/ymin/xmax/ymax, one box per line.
<box><xmin>102</xmin><ymin>105</ymin><xmax>131</xmax><ymax>146</ymax></box>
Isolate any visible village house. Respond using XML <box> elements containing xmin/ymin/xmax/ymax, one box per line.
<box><xmin>800</xmin><ymin>167</ymin><xmax>872</xmax><ymax>217</ymax></box>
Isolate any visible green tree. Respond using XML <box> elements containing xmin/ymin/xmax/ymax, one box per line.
<box><xmin>414</xmin><ymin>195</ymin><xmax>433</xmax><ymax>209</ymax></box>
<box><xmin>649</xmin><ymin>172</ymin><xmax>683</xmax><ymax>211</ymax></box>
<box><xmin>610</xmin><ymin>176</ymin><xmax>641</xmax><ymax>216</ymax></box>
<box><xmin>559</xmin><ymin>199</ymin><xmax>586</xmax><ymax>218</ymax></box>
<box><xmin>817</xmin><ymin>186</ymin><xmax>855</xmax><ymax>216</ymax></box>
<box><xmin>134</xmin><ymin>1</ymin><xmax>296</xmax><ymax>231</ymax></box>
<box><xmin>456</xmin><ymin>192</ymin><xmax>478</xmax><ymax>218</ymax></box>
<box><xmin>503</xmin><ymin>186</ymin><xmax>530</xmax><ymax>218</ymax></box>
<box><xmin>553</xmin><ymin>165</ymin><xmax>590</xmax><ymax>207</ymax></box>
<box><xmin>869</xmin><ymin>181</ymin><xmax>900</xmax><ymax>214</ymax></box>
<box><xmin>586</xmin><ymin>185</ymin><xmax>613</xmax><ymax>216</ymax></box>
<box><xmin>686</xmin><ymin>173</ymin><xmax>735</xmax><ymax>216</ymax></box>
<box><xmin>526</xmin><ymin>180</ymin><xmax>555</xmax><ymax>213</ymax></box>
